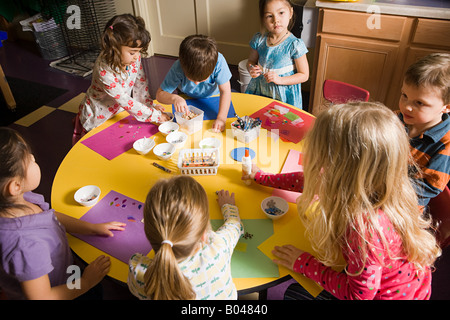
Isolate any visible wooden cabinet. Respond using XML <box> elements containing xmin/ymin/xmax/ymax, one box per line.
<box><xmin>134</xmin><ymin>0</ymin><xmax>260</xmax><ymax>65</ymax></box>
<box><xmin>310</xmin><ymin>9</ymin><xmax>450</xmax><ymax>115</ymax></box>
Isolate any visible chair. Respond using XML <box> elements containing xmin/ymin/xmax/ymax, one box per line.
<box><xmin>428</xmin><ymin>186</ymin><xmax>450</xmax><ymax>248</ymax></box>
<box><xmin>323</xmin><ymin>79</ymin><xmax>370</xmax><ymax>104</ymax></box>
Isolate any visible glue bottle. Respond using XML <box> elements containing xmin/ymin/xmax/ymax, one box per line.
<box><xmin>242</xmin><ymin>148</ymin><xmax>252</xmax><ymax>185</ymax></box>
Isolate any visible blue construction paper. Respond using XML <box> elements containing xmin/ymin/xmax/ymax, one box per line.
<box><xmin>230</xmin><ymin>147</ymin><xmax>256</xmax><ymax>162</ymax></box>
<box><xmin>0</xmin><ymin>31</ymin><xmax>7</xmax><ymax>47</ymax></box>
<box><xmin>172</xmin><ymin>96</ymin><xmax>235</xmax><ymax>121</ymax></box>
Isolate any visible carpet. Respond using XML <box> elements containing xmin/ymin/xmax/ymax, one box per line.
<box><xmin>0</xmin><ymin>76</ymin><xmax>68</xmax><ymax>126</ymax></box>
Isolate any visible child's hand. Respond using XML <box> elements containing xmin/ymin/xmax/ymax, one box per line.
<box><xmin>242</xmin><ymin>164</ymin><xmax>260</xmax><ymax>181</ymax></box>
<box><xmin>92</xmin><ymin>221</ymin><xmax>126</xmax><ymax>237</ymax></box>
<box><xmin>216</xmin><ymin>190</ymin><xmax>236</xmax><ymax>207</ymax></box>
<box><xmin>272</xmin><ymin>245</ymin><xmax>305</xmax><ymax>271</ymax></box>
<box><xmin>212</xmin><ymin>118</ymin><xmax>226</xmax><ymax>132</ymax></box>
<box><xmin>82</xmin><ymin>255</ymin><xmax>111</xmax><ymax>289</ymax></box>
<box><xmin>173</xmin><ymin>96</ymin><xmax>189</xmax><ymax>114</ymax></box>
<box><xmin>264</xmin><ymin>71</ymin><xmax>281</xmax><ymax>84</ymax></box>
<box><xmin>153</xmin><ymin>103</ymin><xmax>166</xmax><ymax>112</ymax></box>
<box><xmin>160</xmin><ymin>112</ymin><xmax>172</xmax><ymax>122</ymax></box>
<box><xmin>249</xmin><ymin>64</ymin><xmax>262</xmax><ymax>78</ymax></box>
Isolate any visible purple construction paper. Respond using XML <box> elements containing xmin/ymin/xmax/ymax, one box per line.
<box><xmin>73</xmin><ymin>190</ymin><xmax>152</xmax><ymax>263</ymax></box>
<box><xmin>81</xmin><ymin>116</ymin><xmax>159</xmax><ymax>160</ymax></box>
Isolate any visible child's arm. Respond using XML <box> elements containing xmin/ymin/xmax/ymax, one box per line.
<box><xmin>97</xmin><ymin>66</ymin><xmax>166</xmax><ymax>123</ymax></box>
<box><xmin>216</xmin><ymin>190</ymin><xmax>244</xmax><ymax>239</ymax></box>
<box><xmin>156</xmin><ymin>87</ymin><xmax>189</xmax><ymax>114</ymax></box>
<box><xmin>132</xmin><ymin>59</ymin><xmax>154</xmax><ymax>108</ymax></box>
<box><xmin>242</xmin><ymin>164</ymin><xmax>304</xmax><ymax>193</ymax></box>
<box><xmin>264</xmin><ymin>55</ymin><xmax>309</xmax><ymax>86</ymax></box>
<box><xmin>133</xmin><ymin>60</ymin><xmax>171</xmax><ymax>122</ymax></box>
<box><xmin>54</xmin><ymin>211</ymin><xmax>125</xmax><ymax>237</ymax></box>
<box><xmin>213</xmin><ymin>81</ymin><xmax>232</xmax><ymax>132</ymax></box>
<box><xmin>272</xmin><ymin>244</ymin><xmax>379</xmax><ymax>300</ymax></box>
<box><xmin>273</xmin><ymin>221</ymin><xmax>395</xmax><ymax>300</ymax></box>
<box><xmin>20</xmin><ymin>255</ymin><xmax>110</xmax><ymax>300</ymax></box>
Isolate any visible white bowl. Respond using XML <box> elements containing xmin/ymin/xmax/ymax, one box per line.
<box><xmin>261</xmin><ymin>196</ymin><xmax>289</xmax><ymax>220</ymax></box>
<box><xmin>164</xmin><ymin>112</ymin><xmax>174</xmax><ymax>121</ymax></box>
<box><xmin>166</xmin><ymin>131</ymin><xmax>188</xmax><ymax>149</ymax></box>
<box><xmin>153</xmin><ymin>143</ymin><xmax>176</xmax><ymax>161</ymax></box>
<box><xmin>74</xmin><ymin>185</ymin><xmax>101</xmax><ymax>207</ymax></box>
<box><xmin>199</xmin><ymin>137</ymin><xmax>221</xmax><ymax>149</ymax></box>
<box><xmin>158</xmin><ymin>121</ymin><xmax>179</xmax><ymax>136</ymax></box>
<box><xmin>133</xmin><ymin>137</ymin><xmax>156</xmax><ymax>155</ymax></box>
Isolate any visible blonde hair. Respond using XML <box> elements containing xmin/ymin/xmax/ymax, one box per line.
<box><xmin>297</xmin><ymin>102</ymin><xmax>441</xmax><ymax>273</ymax></box>
<box><xmin>143</xmin><ymin>176</ymin><xmax>210</xmax><ymax>300</ymax></box>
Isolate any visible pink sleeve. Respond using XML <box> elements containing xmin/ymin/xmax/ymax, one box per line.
<box><xmin>293</xmin><ymin>229</ymin><xmax>383</xmax><ymax>300</ymax></box>
<box><xmin>254</xmin><ymin>171</ymin><xmax>304</xmax><ymax>192</ymax></box>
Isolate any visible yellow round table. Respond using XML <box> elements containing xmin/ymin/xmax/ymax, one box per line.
<box><xmin>51</xmin><ymin>92</ymin><xmax>316</xmax><ymax>294</ymax></box>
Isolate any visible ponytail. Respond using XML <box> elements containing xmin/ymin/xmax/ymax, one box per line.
<box><xmin>142</xmin><ymin>176</ymin><xmax>210</xmax><ymax>300</ymax></box>
<box><xmin>144</xmin><ymin>242</ymin><xmax>195</xmax><ymax>300</ymax></box>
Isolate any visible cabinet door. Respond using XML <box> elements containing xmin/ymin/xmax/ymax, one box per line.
<box><xmin>311</xmin><ymin>34</ymin><xmax>399</xmax><ymax>115</ymax></box>
<box><xmin>195</xmin><ymin>0</ymin><xmax>260</xmax><ymax>64</ymax></box>
<box><xmin>137</xmin><ymin>0</ymin><xmax>197</xmax><ymax>57</ymax></box>
<box><xmin>136</xmin><ymin>0</ymin><xmax>260</xmax><ymax>64</ymax></box>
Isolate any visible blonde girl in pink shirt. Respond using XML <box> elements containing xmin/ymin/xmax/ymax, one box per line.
<box><xmin>272</xmin><ymin>102</ymin><xmax>441</xmax><ymax>300</ymax></box>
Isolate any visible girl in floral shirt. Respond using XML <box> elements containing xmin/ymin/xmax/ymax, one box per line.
<box><xmin>74</xmin><ymin>14</ymin><xmax>170</xmax><ymax>140</ymax></box>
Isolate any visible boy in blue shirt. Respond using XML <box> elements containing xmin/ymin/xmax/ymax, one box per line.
<box><xmin>398</xmin><ymin>53</ymin><xmax>450</xmax><ymax>207</ymax></box>
<box><xmin>156</xmin><ymin>35</ymin><xmax>232</xmax><ymax>132</ymax></box>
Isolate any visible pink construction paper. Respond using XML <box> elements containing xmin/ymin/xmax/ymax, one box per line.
<box><xmin>73</xmin><ymin>190</ymin><xmax>151</xmax><ymax>263</ymax></box>
<box><xmin>250</xmin><ymin>101</ymin><xmax>315</xmax><ymax>144</ymax></box>
<box><xmin>81</xmin><ymin>116</ymin><xmax>159</xmax><ymax>160</ymax></box>
<box><xmin>272</xmin><ymin>149</ymin><xmax>303</xmax><ymax>203</ymax></box>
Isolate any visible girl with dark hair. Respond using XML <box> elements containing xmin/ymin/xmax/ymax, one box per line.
<box><xmin>74</xmin><ymin>14</ymin><xmax>171</xmax><ymax>142</ymax></box>
<box><xmin>0</xmin><ymin>127</ymin><xmax>125</xmax><ymax>299</ymax></box>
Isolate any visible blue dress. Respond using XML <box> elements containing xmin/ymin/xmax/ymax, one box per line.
<box><xmin>246</xmin><ymin>32</ymin><xmax>308</xmax><ymax>110</ymax></box>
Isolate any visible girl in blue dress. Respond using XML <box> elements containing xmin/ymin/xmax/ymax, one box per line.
<box><xmin>246</xmin><ymin>0</ymin><xmax>309</xmax><ymax>110</ymax></box>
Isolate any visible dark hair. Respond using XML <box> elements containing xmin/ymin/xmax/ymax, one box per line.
<box><xmin>179</xmin><ymin>35</ymin><xmax>218</xmax><ymax>81</ymax></box>
<box><xmin>0</xmin><ymin>127</ymin><xmax>33</xmax><ymax>216</ymax></box>
<box><xmin>101</xmin><ymin>14</ymin><xmax>151</xmax><ymax>72</ymax></box>
<box><xmin>258</xmin><ymin>0</ymin><xmax>296</xmax><ymax>31</ymax></box>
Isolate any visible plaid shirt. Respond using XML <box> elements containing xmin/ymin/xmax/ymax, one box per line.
<box><xmin>399</xmin><ymin>112</ymin><xmax>450</xmax><ymax>206</ymax></box>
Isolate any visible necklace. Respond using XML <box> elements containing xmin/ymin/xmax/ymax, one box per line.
<box><xmin>268</xmin><ymin>31</ymin><xmax>289</xmax><ymax>46</ymax></box>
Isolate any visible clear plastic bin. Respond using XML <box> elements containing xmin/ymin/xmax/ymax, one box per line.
<box><xmin>175</xmin><ymin>105</ymin><xmax>204</xmax><ymax>134</ymax></box>
<box><xmin>231</xmin><ymin>120</ymin><xmax>261</xmax><ymax>143</ymax></box>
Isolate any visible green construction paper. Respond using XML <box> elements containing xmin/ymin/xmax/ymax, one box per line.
<box><xmin>210</xmin><ymin>219</ymin><xmax>279</xmax><ymax>279</ymax></box>
<box><xmin>235</xmin><ymin>242</ymin><xmax>248</xmax><ymax>252</ymax></box>
<box><xmin>284</xmin><ymin>111</ymin><xmax>300</xmax><ymax>121</ymax></box>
